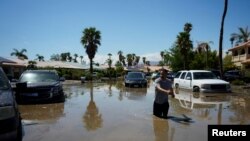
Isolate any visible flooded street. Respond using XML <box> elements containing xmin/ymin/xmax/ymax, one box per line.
<box><xmin>19</xmin><ymin>80</ymin><xmax>250</xmax><ymax>141</ymax></box>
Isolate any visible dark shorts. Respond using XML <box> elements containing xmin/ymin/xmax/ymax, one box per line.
<box><xmin>153</xmin><ymin>101</ymin><xmax>169</xmax><ymax>118</ymax></box>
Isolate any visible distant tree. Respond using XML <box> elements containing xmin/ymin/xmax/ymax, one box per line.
<box><xmin>184</xmin><ymin>22</ymin><xmax>192</xmax><ymax>33</ymax></box>
<box><xmin>176</xmin><ymin>23</ymin><xmax>193</xmax><ymax>69</ymax></box>
<box><xmin>74</xmin><ymin>54</ymin><xmax>78</xmax><ymax>63</ymax></box>
<box><xmin>10</xmin><ymin>48</ymin><xmax>28</xmax><ymax>60</ymax></box>
<box><xmin>27</xmin><ymin>60</ymin><xmax>37</xmax><ymax>69</ymax></box>
<box><xmin>145</xmin><ymin>61</ymin><xmax>150</xmax><ymax>66</ymax></box>
<box><xmin>60</xmin><ymin>53</ymin><xmax>68</xmax><ymax>61</ymax></box>
<box><xmin>160</xmin><ymin>51</ymin><xmax>164</xmax><ymax>63</ymax></box>
<box><xmin>163</xmin><ymin>51</ymin><xmax>171</xmax><ymax>66</ymax></box>
<box><xmin>223</xmin><ymin>53</ymin><xmax>236</xmax><ymax>71</ymax></box>
<box><xmin>50</xmin><ymin>54</ymin><xmax>60</xmax><ymax>61</ymax></box>
<box><xmin>169</xmin><ymin>44</ymin><xmax>184</xmax><ymax>72</ymax></box>
<box><xmin>218</xmin><ymin>0</ymin><xmax>228</xmax><ymax>78</ymax></box>
<box><xmin>36</xmin><ymin>54</ymin><xmax>44</xmax><ymax>61</ymax></box>
<box><xmin>126</xmin><ymin>54</ymin><xmax>133</xmax><ymax>67</ymax></box>
<box><xmin>81</xmin><ymin>27</ymin><xmax>101</xmax><ymax>75</ymax></box>
<box><xmin>231</xmin><ymin>26</ymin><xmax>250</xmax><ymax>46</ymax></box>
<box><xmin>142</xmin><ymin>57</ymin><xmax>146</xmax><ymax>65</ymax></box>
<box><xmin>196</xmin><ymin>41</ymin><xmax>213</xmax><ymax>69</ymax></box>
<box><xmin>106</xmin><ymin>53</ymin><xmax>113</xmax><ymax>69</ymax></box>
<box><xmin>135</xmin><ymin>56</ymin><xmax>140</xmax><ymax>66</ymax></box>
<box><xmin>80</xmin><ymin>55</ymin><xmax>84</xmax><ymax>64</ymax></box>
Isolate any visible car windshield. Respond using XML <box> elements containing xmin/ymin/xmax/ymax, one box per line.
<box><xmin>193</xmin><ymin>72</ymin><xmax>217</xmax><ymax>80</ymax></box>
<box><xmin>20</xmin><ymin>72</ymin><xmax>59</xmax><ymax>83</ymax></box>
<box><xmin>127</xmin><ymin>73</ymin><xmax>143</xmax><ymax>79</ymax></box>
<box><xmin>0</xmin><ymin>72</ymin><xmax>10</xmax><ymax>90</ymax></box>
<box><xmin>226</xmin><ymin>71</ymin><xmax>240</xmax><ymax>75</ymax></box>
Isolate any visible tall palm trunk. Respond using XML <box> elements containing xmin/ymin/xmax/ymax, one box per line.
<box><xmin>218</xmin><ymin>0</ymin><xmax>228</xmax><ymax>78</ymax></box>
<box><xmin>90</xmin><ymin>58</ymin><xmax>93</xmax><ymax>76</ymax></box>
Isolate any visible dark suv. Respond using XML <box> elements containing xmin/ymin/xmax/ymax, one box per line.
<box><xmin>224</xmin><ymin>70</ymin><xmax>241</xmax><ymax>81</ymax></box>
<box><xmin>0</xmin><ymin>66</ymin><xmax>22</xmax><ymax>141</ymax></box>
<box><xmin>15</xmin><ymin>70</ymin><xmax>65</xmax><ymax>103</ymax></box>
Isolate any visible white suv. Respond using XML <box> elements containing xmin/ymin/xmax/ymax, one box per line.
<box><xmin>174</xmin><ymin>70</ymin><xmax>231</xmax><ymax>93</ymax></box>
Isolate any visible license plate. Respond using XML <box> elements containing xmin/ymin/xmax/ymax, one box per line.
<box><xmin>134</xmin><ymin>85</ymin><xmax>139</xmax><ymax>87</ymax></box>
<box><xmin>21</xmin><ymin>93</ymin><xmax>38</xmax><ymax>97</ymax></box>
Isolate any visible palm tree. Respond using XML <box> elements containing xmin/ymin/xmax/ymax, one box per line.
<box><xmin>176</xmin><ymin>26</ymin><xmax>193</xmax><ymax>69</ymax></box>
<box><xmin>231</xmin><ymin>26</ymin><xmax>250</xmax><ymax>45</ymax></box>
<box><xmin>142</xmin><ymin>57</ymin><xmax>146</xmax><ymax>65</ymax></box>
<box><xmin>80</xmin><ymin>55</ymin><xmax>83</xmax><ymax>64</ymax></box>
<box><xmin>126</xmin><ymin>54</ymin><xmax>133</xmax><ymax>67</ymax></box>
<box><xmin>160</xmin><ymin>51</ymin><xmax>164</xmax><ymax>65</ymax></box>
<box><xmin>74</xmin><ymin>54</ymin><xmax>78</xmax><ymax>63</ymax></box>
<box><xmin>196</xmin><ymin>41</ymin><xmax>213</xmax><ymax>69</ymax></box>
<box><xmin>81</xmin><ymin>27</ymin><xmax>101</xmax><ymax>75</ymax></box>
<box><xmin>36</xmin><ymin>54</ymin><xmax>44</xmax><ymax>61</ymax></box>
<box><xmin>184</xmin><ymin>23</ymin><xmax>192</xmax><ymax>33</ymax></box>
<box><xmin>218</xmin><ymin>0</ymin><xmax>228</xmax><ymax>78</ymax></box>
<box><xmin>10</xmin><ymin>48</ymin><xmax>28</xmax><ymax>60</ymax></box>
<box><xmin>117</xmin><ymin>50</ymin><xmax>123</xmax><ymax>63</ymax></box>
<box><xmin>106</xmin><ymin>53</ymin><xmax>112</xmax><ymax>69</ymax></box>
<box><xmin>27</xmin><ymin>60</ymin><xmax>37</xmax><ymax>69</ymax></box>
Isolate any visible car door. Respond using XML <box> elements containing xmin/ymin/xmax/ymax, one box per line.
<box><xmin>183</xmin><ymin>72</ymin><xmax>192</xmax><ymax>89</ymax></box>
<box><xmin>178</xmin><ymin>72</ymin><xmax>187</xmax><ymax>88</ymax></box>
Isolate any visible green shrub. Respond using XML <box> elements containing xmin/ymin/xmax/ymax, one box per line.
<box><xmin>231</xmin><ymin>79</ymin><xmax>245</xmax><ymax>85</ymax></box>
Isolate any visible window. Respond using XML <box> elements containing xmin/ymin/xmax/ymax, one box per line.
<box><xmin>180</xmin><ymin>72</ymin><xmax>186</xmax><ymax>79</ymax></box>
<box><xmin>240</xmin><ymin>49</ymin><xmax>245</xmax><ymax>55</ymax></box>
<box><xmin>174</xmin><ymin>72</ymin><xmax>182</xmax><ymax>78</ymax></box>
<box><xmin>186</xmin><ymin>72</ymin><xmax>192</xmax><ymax>80</ymax></box>
<box><xmin>233</xmin><ymin>51</ymin><xmax>238</xmax><ymax>56</ymax></box>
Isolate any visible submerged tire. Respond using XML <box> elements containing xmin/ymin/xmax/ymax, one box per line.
<box><xmin>193</xmin><ymin>87</ymin><xmax>200</xmax><ymax>92</ymax></box>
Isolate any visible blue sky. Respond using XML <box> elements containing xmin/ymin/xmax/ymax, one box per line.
<box><xmin>0</xmin><ymin>0</ymin><xmax>249</xmax><ymax>64</ymax></box>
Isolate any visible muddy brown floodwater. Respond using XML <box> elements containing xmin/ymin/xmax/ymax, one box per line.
<box><xmin>19</xmin><ymin>80</ymin><xmax>250</xmax><ymax>141</ymax></box>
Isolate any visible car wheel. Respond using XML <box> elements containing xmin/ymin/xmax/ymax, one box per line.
<box><xmin>125</xmin><ymin>83</ymin><xmax>128</xmax><ymax>87</ymax></box>
<box><xmin>17</xmin><ymin>116</ymin><xmax>23</xmax><ymax>141</ymax></box>
<box><xmin>193</xmin><ymin>87</ymin><xmax>200</xmax><ymax>92</ymax></box>
<box><xmin>175</xmin><ymin>83</ymin><xmax>179</xmax><ymax>89</ymax></box>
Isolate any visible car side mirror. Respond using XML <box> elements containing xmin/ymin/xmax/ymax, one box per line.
<box><xmin>186</xmin><ymin>77</ymin><xmax>191</xmax><ymax>80</ymax></box>
<box><xmin>11</xmin><ymin>79</ymin><xmax>18</xmax><ymax>82</ymax></box>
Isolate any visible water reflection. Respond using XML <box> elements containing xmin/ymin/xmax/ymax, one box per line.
<box><xmin>174</xmin><ymin>89</ymin><xmax>230</xmax><ymax>110</ymax></box>
<box><xmin>83</xmin><ymin>82</ymin><xmax>103</xmax><ymax>131</ymax></box>
<box><xmin>19</xmin><ymin>103</ymin><xmax>65</xmax><ymax>121</ymax></box>
<box><xmin>153</xmin><ymin>117</ymin><xmax>174</xmax><ymax>141</ymax></box>
<box><xmin>172</xmin><ymin>88</ymin><xmax>230</xmax><ymax>123</ymax></box>
<box><xmin>122</xmin><ymin>87</ymin><xmax>147</xmax><ymax>101</ymax></box>
<box><xmin>229</xmin><ymin>96</ymin><xmax>250</xmax><ymax>124</ymax></box>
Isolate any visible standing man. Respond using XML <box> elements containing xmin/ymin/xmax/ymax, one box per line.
<box><xmin>153</xmin><ymin>68</ymin><xmax>174</xmax><ymax>118</ymax></box>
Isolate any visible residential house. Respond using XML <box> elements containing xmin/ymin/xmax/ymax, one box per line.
<box><xmin>228</xmin><ymin>40</ymin><xmax>250</xmax><ymax>72</ymax></box>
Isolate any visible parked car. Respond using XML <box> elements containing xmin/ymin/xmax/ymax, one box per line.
<box><xmin>0</xmin><ymin>66</ymin><xmax>23</xmax><ymax>141</ymax></box>
<box><xmin>15</xmin><ymin>70</ymin><xmax>65</xmax><ymax>103</ymax></box>
<box><xmin>124</xmin><ymin>72</ymin><xmax>147</xmax><ymax>88</ymax></box>
<box><xmin>210</xmin><ymin>70</ymin><xmax>221</xmax><ymax>79</ymax></box>
<box><xmin>224</xmin><ymin>70</ymin><xmax>241</xmax><ymax>81</ymax></box>
<box><xmin>174</xmin><ymin>70</ymin><xmax>231</xmax><ymax>93</ymax></box>
<box><xmin>151</xmin><ymin>71</ymin><xmax>175</xmax><ymax>81</ymax></box>
<box><xmin>151</xmin><ymin>72</ymin><xmax>160</xmax><ymax>80</ymax></box>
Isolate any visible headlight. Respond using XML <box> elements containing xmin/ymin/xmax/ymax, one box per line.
<box><xmin>201</xmin><ymin>84</ymin><xmax>210</xmax><ymax>89</ymax></box>
<box><xmin>0</xmin><ymin>106</ymin><xmax>15</xmax><ymax>120</ymax></box>
<box><xmin>226</xmin><ymin>84</ymin><xmax>231</xmax><ymax>89</ymax></box>
<box><xmin>51</xmin><ymin>86</ymin><xmax>59</xmax><ymax>94</ymax></box>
